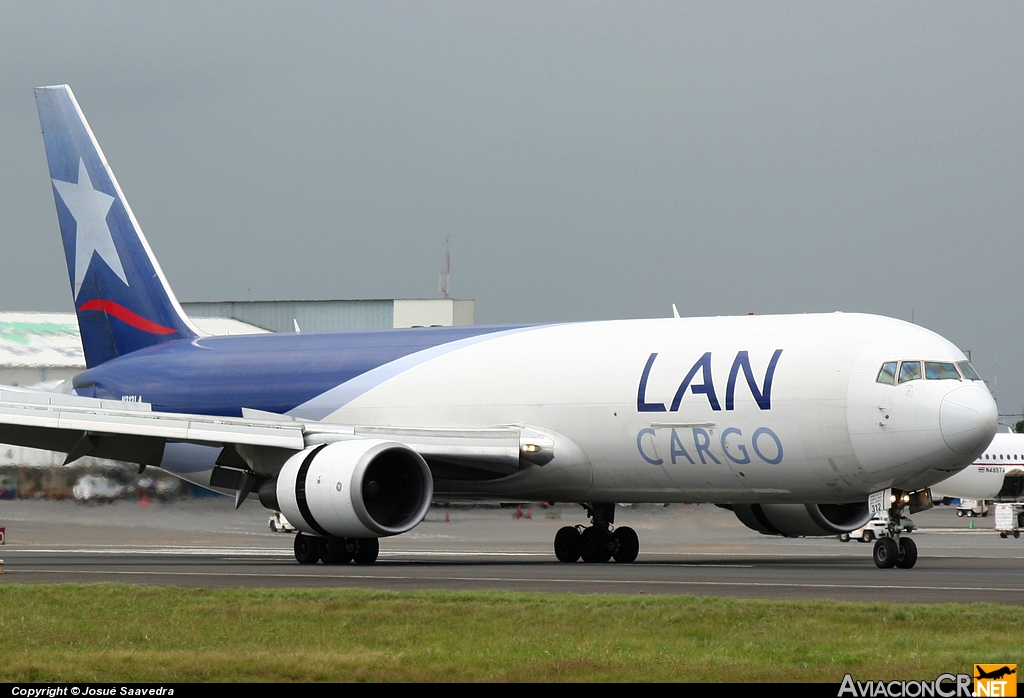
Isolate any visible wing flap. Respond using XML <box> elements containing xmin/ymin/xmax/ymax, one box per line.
<box><xmin>0</xmin><ymin>390</ymin><xmax>306</xmax><ymax>459</ymax></box>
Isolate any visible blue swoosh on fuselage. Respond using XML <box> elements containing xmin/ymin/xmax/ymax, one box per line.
<box><xmin>72</xmin><ymin>324</ymin><xmax>528</xmax><ymax>417</ymax></box>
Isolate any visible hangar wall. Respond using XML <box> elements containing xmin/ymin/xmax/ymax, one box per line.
<box><xmin>182</xmin><ymin>298</ymin><xmax>474</xmax><ymax>332</ymax></box>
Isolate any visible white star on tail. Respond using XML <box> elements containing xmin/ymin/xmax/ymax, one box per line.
<box><xmin>52</xmin><ymin>159</ymin><xmax>128</xmax><ymax>299</ymax></box>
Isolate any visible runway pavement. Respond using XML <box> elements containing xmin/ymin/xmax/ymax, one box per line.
<box><xmin>1</xmin><ymin>497</ymin><xmax>1023</xmax><ymax>604</ymax></box>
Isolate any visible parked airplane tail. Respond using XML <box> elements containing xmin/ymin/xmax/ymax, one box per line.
<box><xmin>35</xmin><ymin>85</ymin><xmax>198</xmax><ymax>368</ymax></box>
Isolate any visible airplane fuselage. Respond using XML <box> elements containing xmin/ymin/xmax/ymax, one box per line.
<box><xmin>71</xmin><ymin>312</ymin><xmax>997</xmax><ymax>504</ymax></box>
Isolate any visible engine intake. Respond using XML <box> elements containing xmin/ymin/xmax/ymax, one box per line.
<box><xmin>731</xmin><ymin>502</ymin><xmax>872</xmax><ymax>537</ymax></box>
<box><xmin>269</xmin><ymin>440</ymin><xmax>433</xmax><ymax>538</ymax></box>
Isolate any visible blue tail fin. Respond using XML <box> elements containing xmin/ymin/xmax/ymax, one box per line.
<box><xmin>35</xmin><ymin>85</ymin><xmax>198</xmax><ymax>367</ymax></box>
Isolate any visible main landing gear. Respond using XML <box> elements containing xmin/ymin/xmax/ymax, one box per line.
<box><xmin>554</xmin><ymin>503</ymin><xmax>639</xmax><ymax>563</ymax></box>
<box><xmin>293</xmin><ymin>532</ymin><xmax>380</xmax><ymax>565</ymax></box>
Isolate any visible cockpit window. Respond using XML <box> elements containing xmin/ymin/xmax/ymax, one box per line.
<box><xmin>925</xmin><ymin>362</ymin><xmax>961</xmax><ymax>380</ymax></box>
<box><xmin>876</xmin><ymin>362</ymin><xmax>897</xmax><ymax>385</ymax></box>
<box><xmin>878</xmin><ymin>359</ymin><xmax>979</xmax><ymax>385</ymax></box>
<box><xmin>957</xmin><ymin>361</ymin><xmax>982</xmax><ymax>381</ymax></box>
<box><xmin>898</xmin><ymin>361</ymin><xmax>922</xmax><ymax>383</ymax></box>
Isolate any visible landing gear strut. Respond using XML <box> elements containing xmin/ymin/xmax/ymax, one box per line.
<box><xmin>553</xmin><ymin>503</ymin><xmax>639</xmax><ymax>563</ymax></box>
<box><xmin>871</xmin><ymin>490</ymin><xmax>919</xmax><ymax>569</ymax></box>
<box><xmin>293</xmin><ymin>532</ymin><xmax>380</xmax><ymax>565</ymax></box>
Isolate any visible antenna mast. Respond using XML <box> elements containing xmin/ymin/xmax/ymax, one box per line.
<box><xmin>438</xmin><ymin>236</ymin><xmax>450</xmax><ymax>299</ymax></box>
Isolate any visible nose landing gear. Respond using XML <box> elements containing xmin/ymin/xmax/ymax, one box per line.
<box><xmin>871</xmin><ymin>489</ymin><xmax>921</xmax><ymax>569</ymax></box>
<box><xmin>553</xmin><ymin>503</ymin><xmax>639</xmax><ymax>563</ymax></box>
<box><xmin>872</xmin><ymin>536</ymin><xmax>918</xmax><ymax>569</ymax></box>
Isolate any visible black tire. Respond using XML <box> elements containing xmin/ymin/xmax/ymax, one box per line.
<box><xmin>957</xmin><ymin>510</ymin><xmax>964</xmax><ymax>517</ymax></box>
<box><xmin>873</xmin><ymin>537</ymin><xmax>898</xmax><ymax>569</ymax></box>
<box><xmin>612</xmin><ymin>526</ymin><xmax>639</xmax><ymax>563</ymax></box>
<box><xmin>838</xmin><ymin>533</ymin><xmax>850</xmax><ymax>542</ymax></box>
<box><xmin>579</xmin><ymin>527</ymin><xmax>613</xmax><ymax>563</ymax></box>
<box><xmin>294</xmin><ymin>533</ymin><xmax>320</xmax><ymax>564</ymax></box>
<box><xmin>1000</xmin><ymin>531</ymin><xmax>1008</xmax><ymax>539</ymax></box>
<box><xmin>319</xmin><ymin>537</ymin><xmax>353</xmax><ymax>565</ymax></box>
<box><xmin>895</xmin><ymin>537</ymin><xmax>918</xmax><ymax>569</ymax></box>
<box><xmin>1015</xmin><ymin>530</ymin><xmax>1021</xmax><ymax>539</ymax></box>
<box><xmin>861</xmin><ymin>530</ymin><xmax>874</xmax><ymax>543</ymax></box>
<box><xmin>554</xmin><ymin>526</ymin><xmax>581</xmax><ymax>563</ymax></box>
<box><xmin>353</xmin><ymin>537</ymin><xmax>379</xmax><ymax>565</ymax></box>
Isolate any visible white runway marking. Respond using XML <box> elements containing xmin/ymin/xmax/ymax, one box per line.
<box><xmin>10</xmin><ymin>545</ymin><xmax>1024</xmax><ymax>561</ymax></box>
<box><xmin>6</xmin><ymin>567</ymin><xmax>1024</xmax><ymax>594</ymax></box>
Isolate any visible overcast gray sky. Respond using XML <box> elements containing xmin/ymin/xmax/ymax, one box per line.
<box><xmin>1</xmin><ymin>2</ymin><xmax>1023</xmax><ymax>414</ymax></box>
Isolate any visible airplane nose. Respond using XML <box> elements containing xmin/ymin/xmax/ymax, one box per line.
<box><xmin>939</xmin><ymin>384</ymin><xmax>998</xmax><ymax>455</ymax></box>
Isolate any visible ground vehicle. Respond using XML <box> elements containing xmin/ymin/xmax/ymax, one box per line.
<box><xmin>994</xmin><ymin>502</ymin><xmax>1023</xmax><ymax>539</ymax></box>
<box><xmin>838</xmin><ymin>516</ymin><xmax>916</xmax><ymax>543</ymax></box>
<box><xmin>955</xmin><ymin>499</ymin><xmax>989</xmax><ymax>517</ymax></box>
<box><xmin>269</xmin><ymin>511</ymin><xmax>297</xmax><ymax>533</ymax></box>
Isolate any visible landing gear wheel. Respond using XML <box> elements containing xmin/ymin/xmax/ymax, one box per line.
<box><xmin>319</xmin><ymin>537</ymin><xmax>353</xmax><ymax>565</ymax></box>
<box><xmin>895</xmin><ymin>537</ymin><xmax>918</xmax><ymax>569</ymax></box>
<box><xmin>294</xmin><ymin>533</ymin><xmax>320</xmax><ymax>564</ymax></box>
<box><xmin>579</xmin><ymin>527</ymin><xmax>613</xmax><ymax>563</ymax></box>
<box><xmin>612</xmin><ymin>527</ymin><xmax>639</xmax><ymax>563</ymax></box>
<box><xmin>554</xmin><ymin>526</ymin><xmax>582</xmax><ymax>562</ymax></box>
<box><xmin>353</xmin><ymin>537</ymin><xmax>379</xmax><ymax>565</ymax></box>
<box><xmin>873</xmin><ymin>537</ymin><xmax>898</xmax><ymax>569</ymax></box>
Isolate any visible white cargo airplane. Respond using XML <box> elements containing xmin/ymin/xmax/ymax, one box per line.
<box><xmin>0</xmin><ymin>85</ymin><xmax>998</xmax><ymax>570</ymax></box>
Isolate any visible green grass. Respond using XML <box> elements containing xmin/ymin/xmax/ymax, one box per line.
<box><xmin>0</xmin><ymin>584</ymin><xmax>1020</xmax><ymax>682</ymax></box>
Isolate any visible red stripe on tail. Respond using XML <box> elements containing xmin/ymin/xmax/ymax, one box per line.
<box><xmin>77</xmin><ymin>299</ymin><xmax>178</xmax><ymax>335</ymax></box>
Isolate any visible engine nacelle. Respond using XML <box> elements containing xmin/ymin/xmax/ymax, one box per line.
<box><xmin>731</xmin><ymin>502</ymin><xmax>872</xmax><ymax>537</ymax></box>
<box><xmin>270</xmin><ymin>440</ymin><xmax>433</xmax><ymax>538</ymax></box>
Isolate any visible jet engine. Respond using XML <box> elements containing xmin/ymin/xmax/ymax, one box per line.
<box><xmin>730</xmin><ymin>502</ymin><xmax>872</xmax><ymax>537</ymax></box>
<box><xmin>264</xmin><ymin>439</ymin><xmax>433</xmax><ymax>539</ymax></box>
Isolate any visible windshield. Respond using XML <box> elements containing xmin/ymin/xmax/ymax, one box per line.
<box><xmin>925</xmin><ymin>362</ymin><xmax>960</xmax><ymax>380</ymax></box>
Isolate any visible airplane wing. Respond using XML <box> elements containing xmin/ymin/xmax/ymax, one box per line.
<box><xmin>0</xmin><ymin>387</ymin><xmax>549</xmax><ymax>481</ymax></box>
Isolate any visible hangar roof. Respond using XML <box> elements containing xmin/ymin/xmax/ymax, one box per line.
<box><xmin>0</xmin><ymin>312</ymin><xmax>83</xmax><ymax>368</ymax></box>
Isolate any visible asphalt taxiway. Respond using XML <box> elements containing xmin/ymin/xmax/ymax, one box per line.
<box><xmin>1</xmin><ymin>498</ymin><xmax>1023</xmax><ymax>604</ymax></box>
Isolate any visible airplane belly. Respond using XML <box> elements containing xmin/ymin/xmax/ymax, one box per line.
<box><xmin>159</xmin><ymin>442</ymin><xmax>221</xmax><ymax>491</ymax></box>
